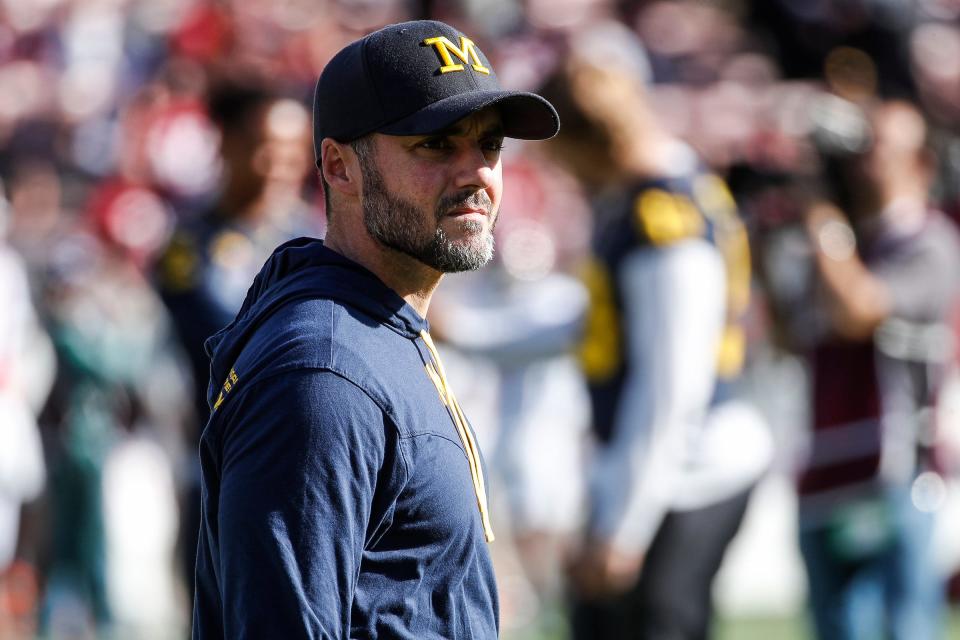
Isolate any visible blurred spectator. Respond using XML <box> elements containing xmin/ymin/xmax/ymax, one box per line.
<box><xmin>762</xmin><ymin>98</ymin><xmax>960</xmax><ymax>640</ymax></box>
<box><xmin>744</xmin><ymin>0</ymin><xmax>918</xmax><ymax>97</ymax></box>
<box><xmin>4</xmin><ymin>157</ymin><xmax>68</xmax><ymax>278</ymax></box>
<box><xmin>540</xmin><ymin>23</ymin><xmax>772</xmax><ymax>640</ymax></box>
<box><xmin>154</xmin><ymin>78</ymin><xmax>319</xmax><ymax>593</ymax></box>
<box><xmin>37</xmin><ymin>211</ymin><xmax>186</xmax><ymax>637</ymax></box>
<box><xmin>0</xmin><ymin>185</ymin><xmax>54</xmax><ymax>639</ymax></box>
<box><xmin>156</xmin><ymin>80</ymin><xmax>317</xmax><ymax>429</ymax></box>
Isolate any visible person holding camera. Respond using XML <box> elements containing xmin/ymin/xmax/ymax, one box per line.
<box><xmin>790</xmin><ymin>99</ymin><xmax>960</xmax><ymax>640</ymax></box>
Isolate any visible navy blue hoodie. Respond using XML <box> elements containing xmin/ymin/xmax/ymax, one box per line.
<box><xmin>192</xmin><ymin>238</ymin><xmax>499</xmax><ymax>639</ymax></box>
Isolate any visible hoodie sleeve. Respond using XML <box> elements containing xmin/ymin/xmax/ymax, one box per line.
<box><xmin>213</xmin><ymin>368</ymin><xmax>401</xmax><ymax>639</ymax></box>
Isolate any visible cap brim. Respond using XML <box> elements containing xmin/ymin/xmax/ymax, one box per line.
<box><xmin>377</xmin><ymin>90</ymin><xmax>559</xmax><ymax>140</ymax></box>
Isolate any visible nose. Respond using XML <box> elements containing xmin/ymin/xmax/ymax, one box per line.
<box><xmin>451</xmin><ymin>143</ymin><xmax>499</xmax><ymax>193</ymax></box>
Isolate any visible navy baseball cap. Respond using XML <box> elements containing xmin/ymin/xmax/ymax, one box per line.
<box><xmin>313</xmin><ymin>20</ymin><xmax>559</xmax><ymax>162</ymax></box>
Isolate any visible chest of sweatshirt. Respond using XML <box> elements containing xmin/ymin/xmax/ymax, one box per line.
<box><xmin>205</xmin><ymin>296</ymin><xmax>494</xmax><ymax>548</ymax></box>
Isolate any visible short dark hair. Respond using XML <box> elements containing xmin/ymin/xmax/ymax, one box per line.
<box><xmin>321</xmin><ymin>136</ymin><xmax>374</xmax><ymax>219</ymax></box>
<box><xmin>207</xmin><ymin>79</ymin><xmax>275</xmax><ymax>137</ymax></box>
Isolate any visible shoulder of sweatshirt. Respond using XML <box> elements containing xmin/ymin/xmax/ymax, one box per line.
<box><xmin>211</xmin><ymin>296</ymin><xmax>429</xmax><ymax>431</ymax></box>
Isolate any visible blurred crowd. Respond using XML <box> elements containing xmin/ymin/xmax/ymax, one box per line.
<box><xmin>2</xmin><ymin>0</ymin><xmax>960</xmax><ymax>638</ymax></box>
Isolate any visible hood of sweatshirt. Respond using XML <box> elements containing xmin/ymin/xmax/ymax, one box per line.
<box><xmin>203</xmin><ymin>237</ymin><xmax>428</xmax><ymax>410</ymax></box>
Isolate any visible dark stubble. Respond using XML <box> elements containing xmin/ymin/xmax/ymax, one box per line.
<box><xmin>359</xmin><ymin>149</ymin><xmax>497</xmax><ymax>273</ymax></box>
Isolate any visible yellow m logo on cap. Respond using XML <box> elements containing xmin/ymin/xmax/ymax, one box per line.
<box><xmin>423</xmin><ymin>35</ymin><xmax>491</xmax><ymax>75</ymax></box>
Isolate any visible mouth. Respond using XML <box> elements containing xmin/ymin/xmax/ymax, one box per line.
<box><xmin>444</xmin><ymin>207</ymin><xmax>490</xmax><ymax>224</ymax></box>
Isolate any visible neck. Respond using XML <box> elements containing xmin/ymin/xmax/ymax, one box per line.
<box><xmin>880</xmin><ymin>182</ymin><xmax>926</xmax><ymax>212</ymax></box>
<box><xmin>324</xmin><ymin>217</ymin><xmax>441</xmax><ymax>318</ymax></box>
<box><xmin>854</xmin><ymin>183</ymin><xmax>927</xmax><ymax>239</ymax></box>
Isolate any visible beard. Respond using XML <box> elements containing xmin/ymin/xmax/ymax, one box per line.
<box><xmin>360</xmin><ymin>158</ymin><xmax>497</xmax><ymax>273</ymax></box>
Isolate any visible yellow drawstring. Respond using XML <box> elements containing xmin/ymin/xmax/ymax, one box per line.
<box><xmin>419</xmin><ymin>330</ymin><xmax>495</xmax><ymax>543</ymax></box>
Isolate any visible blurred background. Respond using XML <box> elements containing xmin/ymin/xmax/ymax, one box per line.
<box><xmin>1</xmin><ymin>0</ymin><xmax>960</xmax><ymax>638</ymax></box>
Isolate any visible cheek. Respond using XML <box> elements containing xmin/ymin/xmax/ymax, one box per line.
<box><xmin>489</xmin><ymin>167</ymin><xmax>504</xmax><ymax>207</ymax></box>
<box><xmin>385</xmin><ymin>160</ymin><xmax>448</xmax><ymax>203</ymax></box>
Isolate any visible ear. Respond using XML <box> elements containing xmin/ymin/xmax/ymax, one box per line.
<box><xmin>320</xmin><ymin>138</ymin><xmax>361</xmax><ymax>199</ymax></box>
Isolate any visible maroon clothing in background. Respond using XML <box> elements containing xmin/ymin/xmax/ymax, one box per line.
<box><xmin>799</xmin><ymin>210</ymin><xmax>960</xmax><ymax>505</ymax></box>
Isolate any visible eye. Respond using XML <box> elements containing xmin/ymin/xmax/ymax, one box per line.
<box><xmin>418</xmin><ymin>136</ymin><xmax>452</xmax><ymax>151</ymax></box>
<box><xmin>482</xmin><ymin>138</ymin><xmax>505</xmax><ymax>153</ymax></box>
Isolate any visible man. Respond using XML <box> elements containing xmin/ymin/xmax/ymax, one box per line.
<box><xmin>191</xmin><ymin>20</ymin><xmax>559</xmax><ymax>639</ymax></box>
<box><xmin>539</xmin><ymin>29</ymin><xmax>771</xmax><ymax>640</ymax></box>
<box><xmin>789</xmin><ymin>99</ymin><xmax>959</xmax><ymax>640</ymax></box>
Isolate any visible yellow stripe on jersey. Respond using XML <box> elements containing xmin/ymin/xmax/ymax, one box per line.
<box><xmin>634</xmin><ymin>189</ymin><xmax>705</xmax><ymax>246</ymax></box>
<box><xmin>716</xmin><ymin>325</ymin><xmax>747</xmax><ymax>379</ymax></box>
<box><xmin>577</xmin><ymin>258</ymin><xmax>622</xmax><ymax>382</ymax></box>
